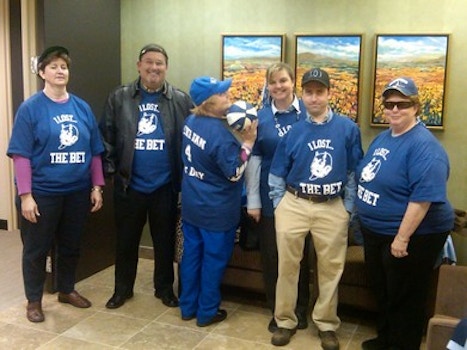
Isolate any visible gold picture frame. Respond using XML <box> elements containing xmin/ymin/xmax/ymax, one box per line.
<box><xmin>371</xmin><ymin>34</ymin><xmax>449</xmax><ymax>129</ymax></box>
<box><xmin>221</xmin><ymin>34</ymin><xmax>285</xmax><ymax>108</ymax></box>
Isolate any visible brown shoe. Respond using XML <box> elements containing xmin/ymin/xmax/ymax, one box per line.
<box><xmin>58</xmin><ymin>290</ymin><xmax>92</xmax><ymax>308</ymax></box>
<box><xmin>318</xmin><ymin>330</ymin><xmax>339</xmax><ymax>350</ymax></box>
<box><xmin>271</xmin><ymin>327</ymin><xmax>296</xmax><ymax>346</ymax></box>
<box><xmin>26</xmin><ymin>301</ymin><xmax>44</xmax><ymax>323</ymax></box>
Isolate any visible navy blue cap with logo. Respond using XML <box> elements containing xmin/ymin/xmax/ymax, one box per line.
<box><xmin>382</xmin><ymin>77</ymin><xmax>419</xmax><ymax>97</ymax></box>
<box><xmin>301</xmin><ymin>68</ymin><xmax>330</xmax><ymax>88</ymax></box>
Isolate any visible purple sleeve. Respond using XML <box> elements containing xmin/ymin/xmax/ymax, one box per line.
<box><xmin>12</xmin><ymin>155</ymin><xmax>32</xmax><ymax>195</ymax></box>
<box><xmin>91</xmin><ymin>155</ymin><xmax>105</xmax><ymax>187</ymax></box>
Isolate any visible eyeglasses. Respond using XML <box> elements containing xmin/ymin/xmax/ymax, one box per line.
<box><xmin>383</xmin><ymin>101</ymin><xmax>414</xmax><ymax>110</ymax></box>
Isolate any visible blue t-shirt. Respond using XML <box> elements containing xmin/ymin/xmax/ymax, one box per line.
<box><xmin>356</xmin><ymin>122</ymin><xmax>454</xmax><ymax>235</ymax></box>
<box><xmin>270</xmin><ymin>114</ymin><xmax>362</xmax><ymax>197</ymax></box>
<box><xmin>181</xmin><ymin>115</ymin><xmax>244</xmax><ymax>231</ymax></box>
<box><xmin>7</xmin><ymin>91</ymin><xmax>104</xmax><ymax>195</ymax></box>
<box><xmin>253</xmin><ymin>99</ymin><xmax>306</xmax><ymax>217</ymax></box>
<box><xmin>130</xmin><ymin>90</ymin><xmax>171</xmax><ymax>193</ymax></box>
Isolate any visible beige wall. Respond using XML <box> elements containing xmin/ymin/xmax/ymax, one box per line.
<box><xmin>122</xmin><ymin>0</ymin><xmax>467</xmax><ymax>262</ymax></box>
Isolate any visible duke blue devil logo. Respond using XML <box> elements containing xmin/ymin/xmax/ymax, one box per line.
<box><xmin>309</xmin><ymin>151</ymin><xmax>332</xmax><ymax>181</ymax></box>
<box><xmin>58</xmin><ymin>124</ymin><xmax>79</xmax><ymax>150</ymax></box>
<box><xmin>360</xmin><ymin>158</ymin><xmax>381</xmax><ymax>183</ymax></box>
<box><xmin>137</xmin><ymin>112</ymin><xmax>157</xmax><ymax>136</ymax></box>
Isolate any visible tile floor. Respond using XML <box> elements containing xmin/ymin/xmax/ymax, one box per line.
<box><xmin>0</xmin><ymin>256</ymin><xmax>385</xmax><ymax>350</ymax></box>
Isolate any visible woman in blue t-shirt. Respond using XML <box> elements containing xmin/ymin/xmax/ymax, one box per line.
<box><xmin>7</xmin><ymin>46</ymin><xmax>105</xmax><ymax>323</ymax></box>
<box><xmin>244</xmin><ymin>62</ymin><xmax>310</xmax><ymax>333</ymax></box>
<box><xmin>179</xmin><ymin>76</ymin><xmax>257</xmax><ymax>327</ymax></box>
<box><xmin>356</xmin><ymin>77</ymin><xmax>454</xmax><ymax>350</ymax></box>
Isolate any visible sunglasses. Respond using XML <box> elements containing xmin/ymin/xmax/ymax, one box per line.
<box><xmin>383</xmin><ymin>101</ymin><xmax>414</xmax><ymax>110</ymax></box>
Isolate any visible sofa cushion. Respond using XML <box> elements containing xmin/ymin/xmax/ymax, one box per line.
<box><xmin>340</xmin><ymin>246</ymin><xmax>369</xmax><ymax>288</ymax></box>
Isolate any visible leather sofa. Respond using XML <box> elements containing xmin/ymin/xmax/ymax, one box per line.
<box><xmin>426</xmin><ymin>264</ymin><xmax>467</xmax><ymax>350</ymax></box>
<box><xmin>426</xmin><ymin>209</ymin><xmax>467</xmax><ymax>349</ymax></box>
<box><xmin>222</xmin><ymin>232</ymin><xmax>378</xmax><ymax>312</ymax></box>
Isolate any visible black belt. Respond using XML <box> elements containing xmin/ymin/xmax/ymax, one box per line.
<box><xmin>286</xmin><ymin>185</ymin><xmax>338</xmax><ymax>203</ymax></box>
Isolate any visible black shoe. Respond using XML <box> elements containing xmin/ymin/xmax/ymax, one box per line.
<box><xmin>271</xmin><ymin>327</ymin><xmax>296</xmax><ymax>346</ymax></box>
<box><xmin>155</xmin><ymin>292</ymin><xmax>179</xmax><ymax>307</ymax></box>
<box><xmin>105</xmin><ymin>292</ymin><xmax>134</xmax><ymax>309</ymax></box>
<box><xmin>296</xmin><ymin>311</ymin><xmax>308</xmax><ymax>329</ymax></box>
<box><xmin>268</xmin><ymin>317</ymin><xmax>278</xmax><ymax>333</ymax></box>
<box><xmin>318</xmin><ymin>330</ymin><xmax>339</xmax><ymax>350</ymax></box>
<box><xmin>362</xmin><ymin>337</ymin><xmax>387</xmax><ymax>350</ymax></box>
<box><xmin>196</xmin><ymin>309</ymin><xmax>227</xmax><ymax>327</ymax></box>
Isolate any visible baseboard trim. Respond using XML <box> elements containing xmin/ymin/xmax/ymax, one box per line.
<box><xmin>139</xmin><ymin>245</ymin><xmax>154</xmax><ymax>260</ymax></box>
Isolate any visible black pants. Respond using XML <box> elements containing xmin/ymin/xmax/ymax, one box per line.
<box><xmin>113</xmin><ymin>181</ymin><xmax>177</xmax><ymax>298</ymax></box>
<box><xmin>18</xmin><ymin>190</ymin><xmax>90</xmax><ymax>302</ymax></box>
<box><xmin>258</xmin><ymin>215</ymin><xmax>310</xmax><ymax>316</ymax></box>
<box><xmin>362</xmin><ymin>227</ymin><xmax>448</xmax><ymax>350</ymax></box>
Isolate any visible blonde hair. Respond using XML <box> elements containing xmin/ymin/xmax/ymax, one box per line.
<box><xmin>265</xmin><ymin>62</ymin><xmax>295</xmax><ymax>83</ymax></box>
<box><xmin>191</xmin><ymin>95</ymin><xmax>218</xmax><ymax>116</ymax></box>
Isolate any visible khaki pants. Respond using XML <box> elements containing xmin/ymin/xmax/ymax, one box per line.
<box><xmin>274</xmin><ymin>191</ymin><xmax>349</xmax><ymax>331</ymax></box>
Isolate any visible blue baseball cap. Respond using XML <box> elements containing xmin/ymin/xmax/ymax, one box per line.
<box><xmin>190</xmin><ymin>76</ymin><xmax>232</xmax><ymax>106</ymax></box>
<box><xmin>383</xmin><ymin>77</ymin><xmax>419</xmax><ymax>97</ymax></box>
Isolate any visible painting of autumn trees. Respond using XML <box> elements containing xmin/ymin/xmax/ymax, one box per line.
<box><xmin>295</xmin><ymin>35</ymin><xmax>362</xmax><ymax>122</ymax></box>
<box><xmin>222</xmin><ymin>35</ymin><xmax>285</xmax><ymax>108</ymax></box>
<box><xmin>372</xmin><ymin>35</ymin><xmax>449</xmax><ymax>128</ymax></box>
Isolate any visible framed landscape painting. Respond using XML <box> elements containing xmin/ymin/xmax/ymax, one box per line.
<box><xmin>222</xmin><ymin>34</ymin><xmax>285</xmax><ymax>108</ymax></box>
<box><xmin>371</xmin><ymin>34</ymin><xmax>449</xmax><ymax>129</ymax></box>
<box><xmin>295</xmin><ymin>34</ymin><xmax>362</xmax><ymax>122</ymax></box>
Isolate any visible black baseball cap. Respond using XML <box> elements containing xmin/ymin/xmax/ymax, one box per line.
<box><xmin>138</xmin><ymin>43</ymin><xmax>168</xmax><ymax>62</ymax></box>
<box><xmin>37</xmin><ymin>46</ymin><xmax>69</xmax><ymax>68</ymax></box>
<box><xmin>301</xmin><ymin>68</ymin><xmax>330</xmax><ymax>88</ymax></box>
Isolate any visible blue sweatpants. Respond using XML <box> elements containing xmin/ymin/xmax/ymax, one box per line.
<box><xmin>179</xmin><ymin>221</ymin><xmax>236</xmax><ymax>324</ymax></box>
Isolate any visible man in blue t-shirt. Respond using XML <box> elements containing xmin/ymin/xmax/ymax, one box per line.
<box><xmin>100</xmin><ymin>44</ymin><xmax>193</xmax><ymax>310</ymax></box>
<box><xmin>268</xmin><ymin>68</ymin><xmax>363</xmax><ymax>349</ymax></box>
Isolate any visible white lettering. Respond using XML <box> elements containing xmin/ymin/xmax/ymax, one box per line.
<box><xmin>322</xmin><ymin>182</ymin><xmax>343</xmax><ymax>196</ymax></box>
<box><xmin>183</xmin><ymin>125</ymin><xmax>206</xmax><ymax>150</ymax></box>
<box><xmin>50</xmin><ymin>152</ymin><xmax>86</xmax><ymax>164</ymax></box>
<box><xmin>135</xmin><ymin>139</ymin><xmax>145</xmax><ymax>150</ymax></box>
<box><xmin>307</xmin><ymin>139</ymin><xmax>334</xmax><ymax>152</ymax></box>
<box><xmin>299</xmin><ymin>183</ymin><xmax>322</xmax><ymax>195</ymax></box>
<box><xmin>277</xmin><ymin>125</ymin><xmax>292</xmax><ymax>137</ymax></box>
<box><xmin>299</xmin><ymin>182</ymin><xmax>343</xmax><ymax>196</ymax></box>
<box><xmin>191</xmin><ymin>133</ymin><xmax>206</xmax><ymax>150</ymax></box>
<box><xmin>357</xmin><ymin>184</ymin><xmax>380</xmax><ymax>206</ymax></box>
<box><xmin>188</xmin><ymin>166</ymin><xmax>204</xmax><ymax>180</ymax></box>
<box><xmin>69</xmin><ymin>152</ymin><xmax>85</xmax><ymax>163</ymax></box>
<box><xmin>146</xmin><ymin>139</ymin><xmax>165</xmax><ymax>150</ymax></box>
<box><xmin>183</xmin><ymin>125</ymin><xmax>192</xmax><ymax>139</ymax></box>
<box><xmin>138</xmin><ymin>103</ymin><xmax>159</xmax><ymax>112</ymax></box>
<box><xmin>373</xmin><ymin>147</ymin><xmax>390</xmax><ymax>160</ymax></box>
<box><xmin>53</xmin><ymin>114</ymin><xmax>77</xmax><ymax>124</ymax></box>
<box><xmin>50</xmin><ymin>152</ymin><xmax>68</xmax><ymax>164</ymax></box>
